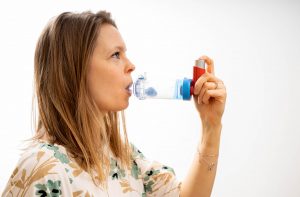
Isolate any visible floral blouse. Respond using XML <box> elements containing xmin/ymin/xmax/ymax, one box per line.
<box><xmin>2</xmin><ymin>141</ymin><xmax>181</xmax><ymax>197</ymax></box>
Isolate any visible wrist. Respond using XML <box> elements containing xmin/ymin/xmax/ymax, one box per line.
<box><xmin>198</xmin><ymin>142</ymin><xmax>220</xmax><ymax>155</ymax></box>
<box><xmin>200</xmin><ymin>124</ymin><xmax>222</xmax><ymax>149</ymax></box>
<box><xmin>202</xmin><ymin>120</ymin><xmax>222</xmax><ymax>130</ymax></box>
<box><xmin>196</xmin><ymin>148</ymin><xmax>219</xmax><ymax>171</ymax></box>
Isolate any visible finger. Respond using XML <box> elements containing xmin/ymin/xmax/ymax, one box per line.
<box><xmin>198</xmin><ymin>81</ymin><xmax>218</xmax><ymax>102</ymax></box>
<box><xmin>193</xmin><ymin>73</ymin><xmax>212</xmax><ymax>95</ymax></box>
<box><xmin>199</xmin><ymin>55</ymin><xmax>215</xmax><ymax>75</ymax></box>
<box><xmin>216</xmin><ymin>81</ymin><xmax>225</xmax><ymax>90</ymax></box>
<box><xmin>194</xmin><ymin>73</ymin><xmax>222</xmax><ymax>95</ymax></box>
<box><xmin>206</xmin><ymin>81</ymin><xmax>219</xmax><ymax>89</ymax></box>
<box><xmin>202</xmin><ymin>89</ymin><xmax>225</xmax><ymax>104</ymax></box>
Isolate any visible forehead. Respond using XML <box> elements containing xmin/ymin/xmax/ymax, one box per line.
<box><xmin>96</xmin><ymin>24</ymin><xmax>126</xmax><ymax>53</ymax></box>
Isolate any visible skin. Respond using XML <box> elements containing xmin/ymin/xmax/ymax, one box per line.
<box><xmin>87</xmin><ymin>24</ymin><xmax>227</xmax><ymax>197</ymax></box>
<box><xmin>87</xmin><ymin>24</ymin><xmax>135</xmax><ymax>112</ymax></box>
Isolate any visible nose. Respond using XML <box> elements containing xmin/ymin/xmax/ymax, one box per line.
<box><xmin>125</xmin><ymin>58</ymin><xmax>135</xmax><ymax>73</ymax></box>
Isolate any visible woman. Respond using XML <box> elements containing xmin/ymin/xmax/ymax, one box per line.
<box><xmin>2</xmin><ymin>10</ymin><xmax>226</xmax><ymax>197</ymax></box>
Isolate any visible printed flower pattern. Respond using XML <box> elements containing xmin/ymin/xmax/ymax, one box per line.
<box><xmin>35</xmin><ymin>180</ymin><xmax>61</xmax><ymax>197</ymax></box>
<box><xmin>2</xmin><ymin>142</ymin><xmax>181</xmax><ymax>196</ymax></box>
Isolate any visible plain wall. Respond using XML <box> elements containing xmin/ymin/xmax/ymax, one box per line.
<box><xmin>1</xmin><ymin>0</ymin><xmax>300</xmax><ymax>196</ymax></box>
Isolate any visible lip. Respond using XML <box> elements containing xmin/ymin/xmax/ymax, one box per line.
<box><xmin>126</xmin><ymin>82</ymin><xmax>133</xmax><ymax>89</ymax></box>
<box><xmin>125</xmin><ymin>82</ymin><xmax>133</xmax><ymax>96</ymax></box>
<box><xmin>126</xmin><ymin>89</ymin><xmax>132</xmax><ymax>96</ymax></box>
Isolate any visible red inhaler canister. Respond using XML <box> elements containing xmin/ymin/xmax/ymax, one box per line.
<box><xmin>190</xmin><ymin>59</ymin><xmax>206</xmax><ymax>95</ymax></box>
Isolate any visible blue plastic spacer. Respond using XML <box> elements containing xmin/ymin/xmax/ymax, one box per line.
<box><xmin>182</xmin><ymin>78</ymin><xmax>192</xmax><ymax>100</ymax></box>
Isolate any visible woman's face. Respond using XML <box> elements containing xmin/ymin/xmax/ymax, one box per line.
<box><xmin>87</xmin><ymin>24</ymin><xmax>135</xmax><ymax>112</ymax></box>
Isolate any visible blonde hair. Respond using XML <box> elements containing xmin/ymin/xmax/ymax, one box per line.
<box><xmin>31</xmin><ymin>11</ymin><xmax>132</xmax><ymax>187</ymax></box>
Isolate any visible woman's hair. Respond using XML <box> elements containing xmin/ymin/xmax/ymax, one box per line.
<box><xmin>31</xmin><ymin>10</ymin><xmax>132</xmax><ymax>187</ymax></box>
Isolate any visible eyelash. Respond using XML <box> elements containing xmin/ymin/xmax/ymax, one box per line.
<box><xmin>112</xmin><ymin>51</ymin><xmax>120</xmax><ymax>59</ymax></box>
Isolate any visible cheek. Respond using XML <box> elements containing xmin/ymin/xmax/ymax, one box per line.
<box><xmin>87</xmin><ymin>61</ymin><xmax>110</xmax><ymax>91</ymax></box>
<box><xmin>87</xmin><ymin>61</ymin><xmax>128</xmax><ymax>110</ymax></box>
<box><xmin>87</xmin><ymin>66</ymin><xmax>105</xmax><ymax>100</ymax></box>
<box><xmin>87</xmin><ymin>72</ymin><xmax>119</xmax><ymax>110</ymax></box>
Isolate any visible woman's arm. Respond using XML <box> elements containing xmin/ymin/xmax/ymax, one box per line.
<box><xmin>180</xmin><ymin>124</ymin><xmax>222</xmax><ymax>197</ymax></box>
<box><xmin>180</xmin><ymin>55</ymin><xmax>226</xmax><ymax>197</ymax></box>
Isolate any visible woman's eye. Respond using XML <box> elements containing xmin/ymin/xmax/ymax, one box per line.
<box><xmin>112</xmin><ymin>51</ymin><xmax>120</xmax><ymax>59</ymax></box>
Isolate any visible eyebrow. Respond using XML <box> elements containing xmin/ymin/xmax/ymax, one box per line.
<box><xmin>107</xmin><ymin>46</ymin><xmax>127</xmax><ymax>55</ymax></box>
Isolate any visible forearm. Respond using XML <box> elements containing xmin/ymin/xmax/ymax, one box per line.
<box><xmin>180</xmin><ymin>124</ymin><xmax>222</xmax><ymax>197</ymax></box>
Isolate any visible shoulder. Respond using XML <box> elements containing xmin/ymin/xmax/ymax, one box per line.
<box><xmin>2</xmin><ymin>141</ymin><xmax>73</xmax><ymax>196</ymax></box>
<box><xmin>130</xmin><ymin>142</ymin><xmax>146</xmax><ymax>160</ymax></box>
<box><xmin>18</xmin><ymin>141</ymin><xmax>71</xmax><ymax>173</ymax></box>
<box><xmin>129</xmin><ymin>142</ymin><xmax>176</xmax><ymax>177</ymax></box>
<box><xmin>129</xmin><ymin>142</ymin><xmax>181</xmax><ymax>196</ymax></box>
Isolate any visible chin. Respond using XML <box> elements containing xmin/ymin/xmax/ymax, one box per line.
<box><xmin>111</xmin><ymin>102</ymin><xmax>129</xmax><ymax>112</ymax></box>
<box><xmin>120</xmin><ymin>102</ymin><xmax>130</xmax><ymax>110</ymax></box>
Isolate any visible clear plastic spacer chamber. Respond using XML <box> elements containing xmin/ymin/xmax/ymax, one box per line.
<box><xmin>131</xmin><ymin>73</ymin><xmax>192</xmax><ymax>100</ymax></box>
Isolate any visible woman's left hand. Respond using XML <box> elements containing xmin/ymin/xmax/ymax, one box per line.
<box><xmin>193</xmin><ymin>55</ymin><xmax>227</xmax><ymax>127</ymax></box>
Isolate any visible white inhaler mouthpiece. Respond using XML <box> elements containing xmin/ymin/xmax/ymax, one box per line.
<box><xmin>132</xmin><ymin>73</ymin><xmax>188</xmax><ymax>100</ymax></box>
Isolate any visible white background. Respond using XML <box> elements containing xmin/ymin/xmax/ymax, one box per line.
<box><xmin>1</xmin><ymin>0</ymin><xmax>300</xmax><ymax>196</ymax></box>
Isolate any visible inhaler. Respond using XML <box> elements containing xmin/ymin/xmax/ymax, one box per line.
<box><xmin>131</xmin><ymin>59</ymin><xmax>206</xmax><ymax>100</ymax></box>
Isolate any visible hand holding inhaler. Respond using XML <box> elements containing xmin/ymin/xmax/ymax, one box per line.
<box><xmin>130</xmin><ymin>55</ymin><xmax>226</xmax><ymax>125</ymax></box>
<box><xmin>193</xmin><ymin>56</ymin><xmax>226</xmax><ymax>126</ymax></box>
